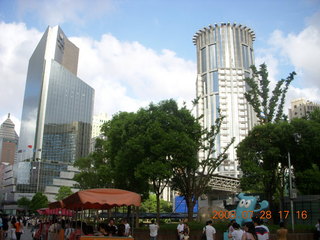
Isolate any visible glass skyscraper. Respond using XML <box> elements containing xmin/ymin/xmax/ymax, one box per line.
<box><xmin>193</xmin><ymin>23</ymin><xmax>257</xmax><ymax>178</ymax></box>
<box><xmin>15</xmin><ymin>26</ymin><xmax>94</xmax><ymax>198</ymax></box>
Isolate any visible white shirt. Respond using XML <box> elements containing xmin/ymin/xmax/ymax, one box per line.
<box><xmin>124</xmin><ymin>223</ymin><xmax>130</xmax><ymax>236</ymax></box>
<box><xmin>231</xmin><ymin>229</ymin><xmax>244</xmax><ymax>240</ymax></box>
<box><xmin>177</xmin><ymin>223</ymin><xmax>184</xmax><ymax>233</ymax></box>
<box><xmin>149</xmin><ymin>223</ymin><xmax>159</xmax><ymax>237</ymax></box>
<box><xmin>205</xmin><ymin>225</ymin><xmax>216</xmax><ymax>240</ymax></box>
<box><xmin>255</xmin><ymin>225</ymin><xmax>269</xmax><ymax>240</ymax></box>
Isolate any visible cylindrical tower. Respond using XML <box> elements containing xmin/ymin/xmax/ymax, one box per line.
<box><xmin>193</xmin><ymin>23</ymin><xmax>257</xmax><ymax>178</ymax></box>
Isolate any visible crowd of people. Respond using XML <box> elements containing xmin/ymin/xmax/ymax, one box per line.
<box><xmin>0</xmin><ymin>214</ymin><xmax>131</xmax><ymax>240</ymax></box>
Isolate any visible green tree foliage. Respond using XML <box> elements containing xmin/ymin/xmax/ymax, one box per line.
<box><xmin>29</xmin><ymin>192</ymin><xmax>48</xmax><ymax>211</ymax></box>
<box><xmin>244</xmin><ymin>63</ymin><xmax>296</xmax><ymax>123</ymax></box>
<box><xmin>140</xmin><ymin>194</ymin><xmax>172</xmax><ymax>213</ymax></box>
<box><xmin>237</xmin><ymin>122</ymin><xmax>293</xmax><ymax>203</ymax></box>
<box><xmin>55</xmin><ymin>186</ymin><xmax>73</xmax><ymax>201</ymax></box>
<box><xmin>17</xmin><ymin>197</ymin><xmax>31</xmax><ymax>210</ymax></box>
<box><xmin>295</xmin><ymin>164</ymin><xmax>320</xmax><ymax>195</ymax></box>
<box><xmin>103</xmin><ymin>100</ymin><xmax>200</xmax><ymax>222</ymax></box>
<box><xmin>73</xmin><ymin>138</ymin><xmax>113</xmax><ymax>189</ymax></box>
<box><xmin>237</xmin><ymin>118</ymin><xmax>320</xmax><ymax>212</ymax></box>
<box><xmin>102</xmin><ymin>111</ymin><xmax>150</xmax><ymax>197</ymax></box>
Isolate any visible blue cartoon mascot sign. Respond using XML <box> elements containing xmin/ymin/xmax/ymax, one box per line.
<box><xmin>232</xmin><ymin>193</ymin><xmax>269</xmax><ymax>226</ymax></box>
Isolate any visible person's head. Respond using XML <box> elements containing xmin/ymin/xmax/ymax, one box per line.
<box><xmin>252</xmin><ymin>216</ymin><xmax>262</xmax><ymax>226</ymax></box>
<box><xmin>279</xmin><ymin>222</ymin><xmax>285</xmax><ymax>228</ymax></box>
<box><xmin>151</xmin><ymin>219</ymin><xmax>155</xmax><ymax>224</ymax></box>
<box><xmin>244</xmin><ymin>222</ymin><xmax>257</xmax><ymax>238</ymax></box>
<box><xmin>207</xmin><ymin>220</ymin><xmax>212</xmax><ymax>225</ymax></box>
<box><xmin>109</xmin><ymin>219</ymin><xmax>115</xmax><ymax>225</ymax></box>
<box><xmin>232</xmin><ymin>222</ymin><xmax>240</xmax><ymax>230</ymax></box>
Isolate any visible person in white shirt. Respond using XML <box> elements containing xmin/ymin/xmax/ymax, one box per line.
<box><xmin>123</xmin><ymin>219</ymin><xmax>131</xmax><ymax>237</ymax></box>
<box><xmin>228</xmin><ymin>223</ymin><xmax>244</xmax><ymax>240</ymax></box>
<box><xmin>149</xmin><ymin>219</ymin><xmax>159</xmax><ymax>240</ymax></box>
<box><xmin>204</xmin><ymin>220</ymin><xmax>216</xmax><ymax>240</ymax></box>
<box><xmin>177</xmin><ymin>219</ymin><xmax>186</xmax><ymax>240</ymax></box>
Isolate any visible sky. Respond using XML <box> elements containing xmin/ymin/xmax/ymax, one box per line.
<box><xmin>0</xmin><ymin>0</ymin><xmax>320</xmax><ymax>133</ymax></box>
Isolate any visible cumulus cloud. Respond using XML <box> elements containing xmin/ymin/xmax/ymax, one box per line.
<box><xmin>255</xmin><ymin>11</ymin><xmax>320</xmax><ymax>112</ymax></box>
<box><xmin>16</xmin><ymin>0</ymin><xmax>115</xmax><ymax>26</ymax></box>
<box><xmin>71</xmin><ymin>35</ymin><xmax>196</xmax><ymax>115</ymax></box>
<box><xmin>0</xmin><ymin>22</ymin><xmax>41</xmax><ymax>133</ymax></box>
<box><xmin>0</xmin><ymin>22</ymin><xmax>196</xmax><ymax>134</ymax></box>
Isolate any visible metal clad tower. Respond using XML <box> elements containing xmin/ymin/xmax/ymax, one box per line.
<box><xmin>193</xmin><ymin>23</ymin><xmax>257</xmax><ymax>178</ymax></box>
<box><xmin>15</xmin><ymin>26</ymin><xmax>94</xmax><ymax>199</ymax></box>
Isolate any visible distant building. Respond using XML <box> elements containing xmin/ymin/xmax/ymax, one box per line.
<box><xmin>89</xmin><ymin>113</ymin><xmax>109</xmax><ymax>153</ymax></box>
<box><xmin>0</xmin><ymin>114</ymin><xmax>19</xmax><ymax>210</ymax></box>
<box><xmin>193</xmin><ymin>23</ymin><xmax>257</xmax><ymax>178</ymax></box>
<box><xmin>289</xmin><ymin>98</ymin><xmax>320</xmax><ymax>120</ymax></box>
<box><xmin>92</xmin><ymin>113</ymin><xmax>108</xmax><ymax>138</ymax></box>
<box><xmin>0</xmin><ymin>114</ymin><xmax>19</xmax><ymax>165</ymax></box>
<box><xmin>14</xmin><ymin>25</ymin><xmax>94</xmax><ymax>202</ymax></box>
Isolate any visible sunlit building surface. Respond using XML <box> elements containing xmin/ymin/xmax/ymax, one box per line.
<box><xmin>15</xmin><ymin>26</ymin><xmax>94</xmax><ymax>200</ymax></box>
<box><xmin>288</xmin><ymin>98</ymin><xmax>320</xmax><ymax>120</ymax></box>
<box><xmin>0</xmin><ymin>114</ymin><xmax>19</xmax><ymax>165</ymax></box>
<box><xmin>193</xmin><ymin>23</ymin><xmax>257</xmax><ymax>178</ymax></box>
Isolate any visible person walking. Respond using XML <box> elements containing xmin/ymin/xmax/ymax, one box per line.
<box><xmin>315</xmin><ymin>219</ymin><xmax>320</xmax><ymax>240</ymax></box>
<box><xmin>149</xmin><ymin>220</ymin><xmax>159</xmax><ymax>240</ymax></box>
<box><xmin>203</xmin><ymin>220</ymin><xmax>216</xmax><ymax>240</ymax></box>
<box><xmin>228</xmin><ymin>222</ymin><xmax>244</xmax><ymax>240</ymax></box>
<box><xmin>276</xmin><ymin>222</ymin><xmax>287</xmax><ymax>240</ymax></box>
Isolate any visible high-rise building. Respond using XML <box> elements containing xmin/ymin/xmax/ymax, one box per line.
<box><xmin>15</xmin><ymin>26</ymin><xmax>94</xmax><ymax>201</ymax></box>
<box><xmin>0</xmin><ymin>114</ymin><xmax>18</xmax><ymax>208</ymax></box>
<box><xmin>288</xmin><ymin>98</ymin><xmax>320</xmax><ymax>120</ymax></box>
<box><xmin>193</xmin><ymin>23</ymin><xmax>257</xmax><ymax>178</ymax></box>
<box><xmin>0</xmin><ymin>114</ymin><xmax>19</xmax><ymax>165</ymax></box>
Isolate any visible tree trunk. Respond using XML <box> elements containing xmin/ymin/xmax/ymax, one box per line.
<box><xmin>185</xmin><ymin>196</ymin><xmax>195</xmax><ymax>222</ymax></box>
<box><xmin>156</xmin><ymin>193</ymin><xmax>160</xmax><ymax>224</ymax></box>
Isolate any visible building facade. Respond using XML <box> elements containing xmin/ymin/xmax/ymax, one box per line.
<box><xmin>14</xmin><ymin>26</ymin><xmax>94</xmax><ymax>200</ymax></box>
<box><xmin>288</xmin><ymin>98</ymin><xmax>320</xmax><ymax>120</ymax></box>
<box><xmin>0</xmin><ymin>114</ymin><xmax>19</xmax><ymax>165</ymax></box>
<box><xmin>193</xmin><ymin>23</ymin><xmax>257</xmax><ymax>178</ymax></box>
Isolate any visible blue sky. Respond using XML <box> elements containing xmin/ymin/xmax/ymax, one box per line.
<box><xmin>0</xmin><ymin>0</ymin><xmax>320</xmax><ymax>132</ymax></box>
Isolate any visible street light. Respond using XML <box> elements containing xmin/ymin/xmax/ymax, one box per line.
<box><xmin>288</xmin><ymin>133</ymin><xmax>301</xmax><ymax>233</ymax></box>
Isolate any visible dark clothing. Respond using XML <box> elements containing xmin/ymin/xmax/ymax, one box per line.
<box><xmin>106</xmin><ymin>224</ymin><xmax>117</xmax><ymax>236</ymax></box>
<box><xmin>117</xmin><ymin>224</ymin><xmax>125</xmax><ymax>236</ymax></box>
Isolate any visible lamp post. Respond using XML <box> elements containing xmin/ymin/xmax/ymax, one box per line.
<box><xmin>287</xmin><ymin>151</ymin><xmax>294</xmax><ymax>232</ymax></box>
<box><xmin>288</xmin><ymin>133</ymin><xmax>301</xmax><ymax>233</ymax></box>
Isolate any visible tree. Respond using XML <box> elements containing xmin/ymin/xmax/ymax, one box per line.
<box><xmin>169</xmin><ymin>110</ymin><xmax>234</xmax><ymax>221</ymax></box>
<box><xmin>17</xmin><ymin>197</ymin><xmax>30</xmax><ymax>211</ymax></box>
<box><xmin>237</xmin><ymin>122</ymin><xmax>293</xmax><ymax>203</ymax></box>
<box><xmin>102</xmin><ymin>111</ymin><xmax>150</xmax><ymax>198</ymax></box>
<box><xmin>29</xmin><ymin>192</ymin><xmax>48</xmax><ymax>211</ymax></box>
<box><xmin>295</xmin><ymin>164</ymin><xmax>320</xmax><ymax>195</ymax></box>
<box><xmin>140</xmin><ymin>194</ymin><xmax>172</xmax><ymax>213</ymax></box>
<box><xmin>103</xmin><ymin>100</ymin><xmax>195</xmax><ymax>222</ymax></box>
<box><xmin>237</xmin><ymin>117</ymin><xmax>320</xmax><ymax>222</ymax></box>
<box><xmin>56</xmin><ymin>186</ymin><xmax>73</xmax><ymax>201</ymax></box>
<box><xmin>244</xmin><ymin>63</ymin><xmax>296</xmax><ymax>123</ymax></box>
<box><xmin>73</xmin><ymin>138</ymin><xmax>114</xmax><ymax>189</ymax></box>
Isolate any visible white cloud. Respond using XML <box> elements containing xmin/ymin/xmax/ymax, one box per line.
<box><xmin>0</xmin><ymin>22</ymin><xmax>196</xmax><ymax>134</ymax></box>
<box><xmin>0</xmin><ymin>22</ymin><xmax>41</xmax><ymax>133</ymax></box>
<box><xmin>70</xmin><ymin>34</ymin><xmax>196</xmax><ymax>116</ymax></box>
<box><xmin>255</xmin><ymin>11</ymin><xmax>320</xmax><ymax>113</ymax></box>
<box><xmin>16</xmin><ymin>0</ymin><xmax>115</xmax><ymax>26</ymax></box>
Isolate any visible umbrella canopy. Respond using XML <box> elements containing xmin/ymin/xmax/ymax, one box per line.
<box><xmin>50</xmin><ymin>188</ymin><xmax>141</xmax><ymax>210</ymax></box>
<box><xmin>48</xmin><ymin>200</ymin><xmax>65</xmax><ymax>209</ymax></box>
<box><xmin>37</xmin><ymin>208</ymin><xmax>74</xmax><ymax>216</ymax></box>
